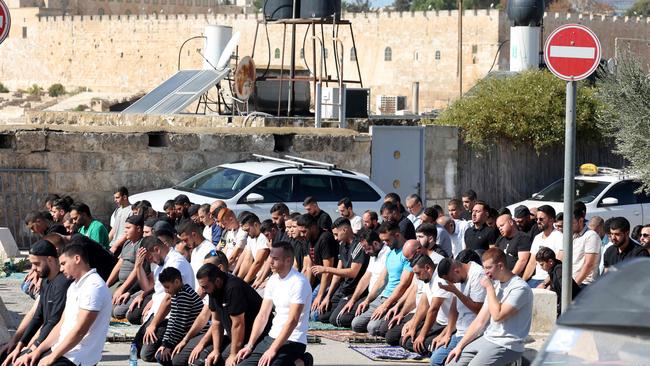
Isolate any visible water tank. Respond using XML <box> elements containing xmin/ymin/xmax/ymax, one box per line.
<box><xmin>507</xmin><ymin>0</ymin><xmax>544</xmax><ymax>27</ymax></box>
<box><xmin>264</xmin><ymin>0</ymin><xmax>297</xmax><ymax>20</ymax></box>
<box><xmin>300</xmin><ymin>0</ymin><xmax>341</xmax><ymax>21</ymax></box>
<box><xmin>203</xmin><ymin>25</ymin><xmax>232</xmax><ymax>70</ymax></box>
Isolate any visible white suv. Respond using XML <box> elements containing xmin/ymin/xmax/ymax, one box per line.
<box><xmin>130</xmin><ymin>155</ymin><xmax>386</xmax><ymax>219</ymax></box>
<box><xmin>507</xmin><ymin>165</ymin><xmax>649</xmax><ymax>227</ymax></box>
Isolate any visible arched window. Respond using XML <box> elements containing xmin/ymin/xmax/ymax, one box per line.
<box><xmin>350</xmin><ymin>47</ymin><xmax>357</xmax><ymax>61</ymax></box>
<box><xmin>384</xmin><ymin>47</ymin><xmax>392</xmax><ymax>61</ymax></box>
<box><xmin>435</xmin><ymin>50</ymin><xmax>441</xmax><ymax>60</ymax></box>
<box><xmin>274</xmin><ymin>48</ymin><xmax>280</xmax><ymax>59</ymax></box>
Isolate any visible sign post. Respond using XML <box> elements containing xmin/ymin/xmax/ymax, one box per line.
<box><xmin>0</xmin><ymin>0</ymin><xmax>10</xmax><ymax>45</ymax></box>
<box><xmin>544</xmin><ymin>24</ymin><xmax>601</xmax><ymax>314</ymax></box>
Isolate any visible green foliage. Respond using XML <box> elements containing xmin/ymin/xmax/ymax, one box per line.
<box><xmin>74</xmin><ymin>104</ymin><xmax>89</xmax><ymax>111</ymax></box>
<box><xmin>626</xmin><ymin>0</ymin><xmax>650</xmax><ymax>15</ymax></box>
<box><xmin>596</xmin><ymin>53</ymin><xmax>650</xmax><ymax>191</ymax></box>
<box><xmin>393</xmin><ymin>0</ymin><xmax>412</xmax><ymax>10</ymax></box>
<box><xmin>0</xmin><ymin>83</ymin><xmax>8</xmax><ymax>93</ymax></box>
<box><xmin>48</xmin><ymin>83</ymin><xmax>66</xmax><ymax>97</ymax></box>
<box><xmin>411</xmin><ymin>0</ymin><xmax>456</xmax><ymax>10</ymax></box>
<box><xmin>253</xmin><ymin>0</ymin><xmax>264</xmax><ymax>11</ymax></box>
<box><xmin>343</xmin><ymin>0</ymin><xmax>371</xmax><ymax>11</ymax></box>
<box><xmin>430</xmin><ymin>70</ymin><xmax>602</xmax><ymax>152</ymax></box>
<box><xmin>27</xmin><ymin>84</ymin><xmax>43</xmax><ymax>96</ymax></box>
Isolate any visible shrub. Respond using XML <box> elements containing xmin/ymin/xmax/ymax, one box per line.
<box><xmin>27</xmin><ymin>84</ymin><xmax>43</xmax><ymax>96</ymax></box>
<box><xmin>0</xmin><ymin>83</ymin><xmax>9</xmax><ymax>93</ymax></box>
<box><xmin>73</xmin><ymin>104</ymin><xmax>89</xmax><ymax>111</ymax></box>
<box><xmin>48</xmin><ymin>83</ymin><xmax>66</xmax><ymax>97</ymax></box>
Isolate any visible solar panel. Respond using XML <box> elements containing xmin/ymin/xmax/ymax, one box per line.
<box><xmin>122</xmin><ymin>69</ymin><xmax>229</xmax><ymax>115</ymax></box>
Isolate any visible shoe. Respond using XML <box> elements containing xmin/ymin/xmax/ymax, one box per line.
<box><xmin>302</xmin><ymin>352</ymin><xmax>314</xmax><ymax>366</ymax></box>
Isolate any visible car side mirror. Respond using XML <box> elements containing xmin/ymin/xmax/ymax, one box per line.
<box><xmin>601</xmin><ymin>197</ymin><xmax>619</xmax><ymax>206</ymax></box>
<box><xmin>531</xmin><ymin>192</ymin><xmax>539</xmax><ymax>198</ymax></box>
<box><xmin>244</xmin><ymin>193</ymin><xmax>264</xmax><ymax>203</ymax></box>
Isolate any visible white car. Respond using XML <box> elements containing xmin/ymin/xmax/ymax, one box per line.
<box><xmin>130</xmin><ymin>155</ymin><xmax>386</xmax><ymax>219</ymax></box>
<box><xmin>507</xmin><ymin>166</ymin><xmax>649</xmax><ymax>227</ymax></box>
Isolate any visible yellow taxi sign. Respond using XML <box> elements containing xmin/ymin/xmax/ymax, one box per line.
<box><xmin>579</xmin><ymin>163</ymin><xmax>598</xmax><ymax>175</ymax></box>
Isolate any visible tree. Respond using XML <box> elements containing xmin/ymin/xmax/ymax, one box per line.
<box><xmin>430</xmin><ymin>70</ymin><xmax>602</xmax><ymax>152</ymax></box>
<box><xmin>626</xmin><ymin>0</ymin><xmax>650</xmax><ymax>15</ymax></box>
<box><xmin>343</xmin><ymin>0</ymin><xmax>371</xmax><ymax>11</ymax></box>
<box><xmin>393</xmin><ymin>0</ymin><xmax>412</xmax><ymax>11</ymax></box>
<box><xmin>596</xmin><ymin>53</ymin><xmax>650</xmax><ymax>191</ymax></box>
<box><xmin>411</xmin><ymin>0</ymin><xmax>456</xmax><ymax>10</ymax></box>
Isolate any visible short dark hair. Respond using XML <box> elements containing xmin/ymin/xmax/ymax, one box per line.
<box><xmin>473</xmin><ymin>200</ymin><xmax>490</xmax><ymax>212</ymax></box>
<box><xmin>358</xmin><ymin>228</ymin><xmax>380</xmax><ymax>244</ymax></box>
<box><xmin>296</xmin><ymin>213</ymin><xmax>317</xmax><ymax>228</ymax></box>
<box><xmin>270</xmin><ymin>202</ymin><xmax>290</xmax><ymax>215</ymax></box>
<box><xmin>462</xmin><ymin>190</ymin><xmax>477</xmax><ymax>201</ymax></box>
<box><xmin>384</xmin><ymin>192</ymin><xmax>402</xmax><ymax>203</ymax></box>
<box><xmin>556</xmin><ymin>212</ymin><xmax>564</xmax><ymax>221</ymax></box>
<box><xmin>573</xmin><ymin>201</ymin><xmax>587</xmax><ymax>220</ymax></box>
<box><xmin>260</xmin><ymin>219</ymin><xmax>276</xmax><ymax>233</ymax></box>
<box><xmin>332</xmin><ymin>217</ymin><xmax>351</xmax><ymax>229</ymax></box>
<box><xmin>448</xmin><ymin>198</ymin><xmax>462</xmax><ymax>208</ymax></box>
<box><xmin>241</xmin><ymin>213</ymin><xmax>261</xmax><ymax>226</ymax></box>
<box><xmin>338</xmin><ymin>197</ymin><xmax>353</xmax><ymax>208</ymax></box>
<box><xmin>406</xmin><ymin>194</ymin><xmax>422</xmax><ymax>204</ymax></box>
<box><xmin>288</xmin><ymin>212</ymin><xmax>302</xmax><ymax>221</ymax></box>
<box><xmin>535</xmin><ymin>246</ymin><xmax>557</xmax><ymax>262</ymax></box>
<box><xmin>537</xmin><ymin>205</ymin><xmax>556</xmax><ymax>219</ymax></box>
<box><xmin>174</xmin><ymin>194</ymin><xmax>191</xmax><ymax>205</ymax></box>
<box><xmin>303</xmin><ymin>196</ymin><xmax>318</xmax><ymax>206</ymax></box>
<box><xmin>61</xmin><ymin>243</ymin><xmax>89</xmax><ymax>264</ymax></box>
<box><xmin>163</xmin><ymin>200</ymin><xmax>175</xmax><ymax>211</ymax></box>
<box><xmin>364</xmin><ymin>210</ymin><xmax>378</xmax><ymax>221</ymax></box>
<box><xmin>25</xmin><ymin>210</ymin><xmax>53</xmax><ymax>225</ymax></box>
<box><xmin>437</xmin><ymin>258</ymin><xmax>454</xmax><ymax>277</ymax></box>
<box><xmin>488</xmin><ymin>208</ymin><xmax>499</xmax><ymax>219</ymax></box>
<box><xmin>142</xmin><ymin>236</ymin><xmax>165</xmax><ymax>251</ymax></box>
<box><xmin>116</xmin><ymin>186</ymin><xmax>129</xmax><ymax>196</ymax></box>
<box><xmin>237</xmin><ymin>210</ymin><xmax>253</xmax><ymax>223</ymax></box>
<box><xmin>204</xmin><ymin>250</ymin><xmax>228</xmax><ymax>269</ymax></box>
<box><xmin>198</xmin><ymin>204</ymin><xmax>211</xmax><ymax>215</ymax></box>
<box><xmin>416</xmin><ymin>223</ymin><xmax>438</xmax><ymax>239</ymax></box>
<box><xmin>70</xmin><ymin>202</ymin><xmax>91</xmax><ymax>216</ymax></box>
<box><xmin>177</xmin><ymin>220</ymin><xmax>201</xmax><ymax>235</ymax></box>
<box><xmin>380</xmin><ymin>201</ymin><xmax>399</xmax><ymax>214</ymax></box>
<box><xmin>432</xmin><ymin>205</ymin><xmax>444</xmax><ymax>216</ymax></box>
<box><xmin>196</xmin><ymin>263</ymin><xmax>227</xmax><ymax>281</ymax></box>
<box><xmin>422</xmin><ymin>207</ymin><xmax>439</xmax><ymax>220</ymax></box>
<box><xmin>411</xmin><ymin>252</ymin><xmax>434</xmax><ymax>269</ymax></box>
<box><xmin>608</xmin><ymin>216</ymin><xmax>630</xmax><ymax>232</ymax></box>
<box><xmin>455</xmin><ymin>249</ymin><xmax>482</xmax><ymax>265</ymax></box>
<box><xmin>126</xmin><ymin>214</ymin><xmax>145</xmax><ymax>227</ymax></box>
<box><xmin>159</xmin><ymin>267</ymin><xmax>182</xmax><ymax>284</ymax></box>
<box><xmin>44</xmin><ymin>194</ymin><xmax>61</xmax><ymax>206</ymax></box>
<box><xmin>272</xmin><ymin>240</ymin><xmax>294</xmax><ymax>257</ymax></box>
<box><xmin>52</xmin><ymin>197</ymin><xmax>73</xmax><ymax>212</ymax></box>
<box><xmin>497</xmin><ymin>207</ymin><xmax>511</xmax><ymax>216</ymax></box>
<box><xmin>378</xmin><ymin>220</ymin><xmax>400</xmax><ymax>234</ymax></box>
<box><xmin>132</xmin><ymin>200</ymin><xmax>152</xmax><ymax>212</ymax></box>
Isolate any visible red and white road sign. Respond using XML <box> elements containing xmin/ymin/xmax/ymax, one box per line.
<box><xmin>544</xmin><ymin>24</ymin><xmax>601</xmax><ymax>81</ymax></box>
<box><xmin>0</xmin><ymin>0</ymin><xmax>10</xmax><ymax>45</ymax></box>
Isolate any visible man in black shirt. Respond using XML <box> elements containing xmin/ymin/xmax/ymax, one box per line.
<box><xmin>495</xmin><ymin>214</ymin><xmax>531</xmax><ymax>277</ymax></box>
<box><xmin>312</xmin><ymin>218</ymin><xmax>369</xmax><ymax>323</ymax></box>
<box><xmin>513</xmin><ymin>205</ymin><xmax>540</xmax><ymax>240</ymax></box>
<box><xmin>0</xmin><ymin>240</ymin><xmax>71</xmax><ymax>365</ymax></box>
<box><xmin>603</xmin><ymin>216</ymin><xmax>649</xmax><ymax>271</ymax></box>
<box><xmin>296</xmin><ymin>214</ymin><xmax>338</xmax><ymax>312</ymax></box>
<box><xmin>381</xmin><ymin>201</ymin><xmax>416</xmax><ymax>240</ymax></box>
<box><xmin>270</xmin><ymin>203</ymin><xmax>291</xmax><ymax>244</ymax></box>
<box><xmin>463</xmin><ymin>200</ymin><xmax>499</xmax><ymax>253</ymax></box>
<box><xmin>66</xmin><ymin>233</ymin><xmax>118</xmax><ymax>281</ymax></box>
<box><xmin>536</xmin><ymin>247</ymin><xmax>580</xmax><ymax>316</ymax></box>
<box><xmin>195</xmin><ymin>264</ymin><xmax>270</xmax><ymax>366</ymax></box>
<box><xmin>460</xmin><ymin>190</ymin><xmax>477</xmax><ymax>221</ymax></box>
<box><xmin>24</xmin><ymin>211</ymin><xmax>67</xmax><ymax>237</ymax></box>
<box><xmin>303</xmin><ymin>196</ymin><xmax>332</xmax><ymax>231</ymax></box>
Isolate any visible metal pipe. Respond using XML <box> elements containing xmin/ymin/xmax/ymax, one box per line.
<box><xmin>458</xmin><ymin>0</ymin><xmax>463</xmax><ymax>98</ymax></box>
<box><xmin>412</xmin><ymin>82</ymin><xmax>419</xmax><ymax>114</ymax></box>
<box><xmin>561</xmin><ymin>80</ymin><xmax>577</xmax><ymax>314</ymax></box>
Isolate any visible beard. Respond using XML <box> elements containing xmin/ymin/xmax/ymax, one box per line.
<box><xmin>38</xmin><ymin>265</ymin><xmax>50</xmax><ymax>279</ymax></box>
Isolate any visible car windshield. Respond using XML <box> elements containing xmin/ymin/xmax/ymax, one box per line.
<box><xmin>174</xmin><ymin>167</ymin><xmax>261</xmax><ymax>199</ymax></box>
<box><xmin>535</xmin><ymin>326</ymin><xmax>650</xmax><ymax>365</ymax></box>
<box><xmin>531</xmin><ymin>179</ymin><xmax>610</xmax><ymax>203</ymax></box>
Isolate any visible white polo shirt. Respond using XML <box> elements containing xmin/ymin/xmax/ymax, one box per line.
<box><xmin>265</xmin><ymin>268</ymin><xmax>312</xmax><ymax>344</ymax></box>
<box><xmin>53</xmin><ymin>269</ymin><xmax>111</xmax><ymax>366</ymax></box>
<box><xmin>246</xmin><ymin>233</ymin><xmax>270</xmax><ymax>259</ymax></box>
<box><xmin>147</xmin><ymin>248</ymin><xmax>195</xmax><ymax>322</ymax></box>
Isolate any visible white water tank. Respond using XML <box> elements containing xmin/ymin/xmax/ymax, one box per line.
<box><xmin>510</xmin><ymin>26</ymin><xmax>540</xmax><ymax>72</ymax></box>
<box><xmin>203</xmin><ymin>25</ymin><xmax>233</xmax><ymax>70</ymax></box>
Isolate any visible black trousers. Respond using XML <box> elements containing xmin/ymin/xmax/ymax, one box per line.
<box><xmin>238</xmin><ymin>336</ymin><xmax>306</xmax><ymax>366</ymax></box>
<box><xmin>329</xmin><ymin>297</ymin><xmax>366</xmax><ymax>328</ymax></box>
<box><xmin>134</xmin><ymin>317</ymin><xmax>169</xmax><ymax>363</ymax></box>
<box><xmin>172</xmin><ymin>331</ymin><xmax>232</xmax><ymax>366</ymax></box>
<box><xmin>382</xmin><ymin>313</ymin><xmax>444</xmax><ymax>356</ymax></box>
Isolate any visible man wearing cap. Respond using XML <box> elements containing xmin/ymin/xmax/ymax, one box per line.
<box><xmin>0</xmin><ymin>240</ymin><xmax>71</xmax><ymax>366</ymax></box>
<box><xmin>177</xmin><ymin>220</ymin><xmax>216</xmax><ymax>290</ymax></box>
<box><xmin>108</xmin><ymin>215</ymin><xmax>150</xmax><ymax>324</ymax></box>
<box><xmin>432</xmin><ymin>258</ymin><xmax>485</xmax><ymax>366</ymax></box>
<box><xmin>14</xmin><ymin>244</ymin><xmax>112</xmax><ymax>366</ymax></box>
<box><xmin>513</xmin><ymin>205</ymin><xmax>540</xmax><ymax>240</ymax></box>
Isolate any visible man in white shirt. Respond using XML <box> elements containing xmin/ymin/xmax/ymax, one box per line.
<box><xmin>217</xmin><ymin>208</ymin><xmax>248</xmax><ymax>270</ymax></box>
<box><xmin>177</xmin><ymin>220</ymin><xmax>216</xmax><ymax>290</ymax></box>
<box><xmin>235</xmin><ymin>241</ymin><xmax>312</xmax><ymax>366</ymax></box>
<box><xmin>523</xmin><ymin>205</ymin><xmax>563</xmax><ymax>288</ymax></box>
<box><xmin>15</xmin><ymin>243</ymin><xmax>111</xmax><ymax>366</ymax></box>
<box><xmin>447</xmin><ymin>248</ymin><xmax>533</xmax><ymax>366</ymax></box>
<box><xmin>239</xmin><ymin>213</ymin><xmax>271</xmax><ymax>284</ymax></box>
<box><xmin>562</xmin><ymin>206</ymin><xmax>600</xmax><ymax>286</ymax></box>
<box><xmin>338</xmin><ymin>197</ymin><xmax>363</xmax><ymax>234</ymax></box>
<box><xmin>406</xmin><ymin>194</ymin><xmax>424</xmax><ymax>228</ymax></box>
<box><xmin>109</xmin><ymin>186</ymin><xmax>132</xmax><ymax>253</ymax></box>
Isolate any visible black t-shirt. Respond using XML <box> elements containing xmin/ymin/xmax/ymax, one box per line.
<box><xmin>313</xmin><ymin>210</ymin><xmax>333</xmax><ymax>231</ymax></box>
<box><xmin>20</xmin><ymin>272</ymin><xmax>72</xmax><ymax>345</ymax></box>
<box><xmin>398</xmin><ymin>214</ymin><xmax>416</xmax><ymax>240</ymax></box>
<box><xmin>274</xmin><ymin>227</ymin><xmax>290</xmax><ymax>245</ymax></box>
<box><xmin>336</xmin><ymin>239</ymin><xmax>369</xmax><ymax>296</ymax></box>
<box><xmin>522</xmin><ymin>220</ymin><xmax>541</xmax><ymax>240</ymax></box>
<box><xmin>292</xmin><ymin>238</ymin><xmax>309</xmax><ymax>272</ymax></box>
<box><xmin>69</xmin><ymin>234</ymin><xmax>118</xmax><ymax>281</ymax></box>
<box><xmin>45</xmin><ymin>223</ymin><xmax>67</xmax><ymax>236</ymax></box>
<box><xmin>309</xmin><ymin>230</ymin><xmax>338</xmax><ymax>266</ymax></box>
<box><xmin>603</xmin><ymin>241</ymin><xmax>650</xmax><ymax>268</ymax></box>
<box><xmin>548</xmin><ymin>261</ymin><xmax>581</xmax><ymax>316</ymax></box>
<box><xmin>460</xmin><ymin>211</ymin><xmax>472</xmax><ymax>221</ymax></box>
<box><xmin>464</xmin><ymin>224</ymin><xmax>499</xmax><ymax>252</ymax></box>
<box><xmin>208</xmin><ymin>274</ymin><xmax>270</xmax><ymax>341</ymax></box>
<box><xmin>496</xmin><ymin>231</ymin><xmax>531</xmax><ymax>270</ymax></box>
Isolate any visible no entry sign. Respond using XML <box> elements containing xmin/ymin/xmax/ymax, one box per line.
<box><xmin>0</xmin><ymin>0</ymin><xmax>10</xmax><ymax>45</ymax></box>
<box><xmin>544</xmin><ymin>24</ymin><xmax>601</xmax><ymax>81</ymax></box>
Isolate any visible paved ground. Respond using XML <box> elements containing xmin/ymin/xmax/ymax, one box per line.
<box><xmin>0</xmin><ymin>273</ymin><xmax>545</xmax><ymax>365</ymax></box>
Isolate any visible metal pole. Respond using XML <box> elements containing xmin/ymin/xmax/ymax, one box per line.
<box><xmin>339</xmin><ymin>83</ymin><xmax>347</xmax><ymax>128</ymax></box>
<box><xmin>458</xmin><ymin>0</ymin><xmax>463</xmax><ymax>98</ymax></box>
<box><xmin>561</xmin><ymin>80</ymin><xmax>577</xmax><ymax>314</ymax></box>
<box><xmin>412</xmin><ymin>82</ymin><xmax>419</xmax><ymax>114</ymax></box>
<box><xmin>315</xmin><ymin>82</ymin><xmax>322</xmax><ymax>128</ymax></box>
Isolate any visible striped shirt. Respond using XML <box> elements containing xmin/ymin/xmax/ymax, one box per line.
<box><xmin>161</xmin><ymin>284</ymin><xmax>204</xmax><ymax>348</ymax></box>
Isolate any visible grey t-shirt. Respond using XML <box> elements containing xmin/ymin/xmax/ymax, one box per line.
<box><xmin>484</xmin><ymin>275</ymin><xmax>533</xmax><ymax>352</ymax></box>
<box><xmin>118</xmin><ymin>238</ymin><xmax>143</xmax><ymax>282</ymax></box>
<box><xmin>110</xmin><ymin>205</ymin><xmax>132</xmax><ymax>246</ymax></box>
<box><xmin>436</xmin><ymin>225</ymin><xmax>453</xmax><ymax>257</ymax></box>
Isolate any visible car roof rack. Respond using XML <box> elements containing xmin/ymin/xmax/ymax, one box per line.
<box><xmin>283</xmin><ymin>155</ymin><xmax>337</xmax><ymax>170</ymax></box>
<box><xmin>252</xmin><ymin>154</ymin><xmax>304</xmax><ymax>170</ymax></box>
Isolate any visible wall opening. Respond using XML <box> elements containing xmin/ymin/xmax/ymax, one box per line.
<box><xmin>0</xmin><ymin>134</ymin><xmax>15</xmax><ymax>149</ymax></box>
<box><xmin>273</xmin><ymin>134</ymin><xmax>294</xmax><ymax>152</ymax></box>
<box><xmin>147</xmin><ymin>132</ymin><xmax>168</xmax><ymax>147</ymax></box>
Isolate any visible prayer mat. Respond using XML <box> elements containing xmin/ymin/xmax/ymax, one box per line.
<box><xmin>349</xmin><ymin>345</ymin><xmax>429</xmax><ymax>362</ymax></box>
<box><xmin>308</xmin><ymin>329</ymin><xmax>385</xmax><ymax>344</ymax></box>
<box><xmin>107</xmin><ymin>321</ymin><xmax>140</xmax><ymax>342</ymax></box>
<box><xmin>308</xmin><ymin>321</ymin><xmax>348</xmax><ymax>331</ymax></box>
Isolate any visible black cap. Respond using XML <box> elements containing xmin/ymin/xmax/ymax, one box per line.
<box><xmin>126</xmin><ymin>214</ymin><xmax>145</xmax><ymax>227</ymax></box>
<box><xmin>29</xmin><ymin>239</ymin><xmax>58</xmax><ymax>258</ymax></box>
<box><xmin>514</xmin><ymin>205</ymin><xmax>530</xmax><ymax>219</ymax></box>
<box><xmin>153</xmin><ymin>220</ymin><xmax>175</xmax><ymax>237</ymax></box>
<box><xmin>437</xmin><ymin>258</ymin><xmax>453</xmax><ymax>277</ymax></box>
<box><xmin>187</xmin><ymin>204</ymin><xmax>201</xmax><ymax>217</ymax></box>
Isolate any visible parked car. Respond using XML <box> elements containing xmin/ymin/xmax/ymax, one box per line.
<box><xmin>533</xmin><ymin>258</ymin><xmax>650</xmax><ymax>365</ymax></box>
<box><xmin>130</xmin><ymin>154</ymin><xmax>386</xmax><ymax>219</ymax></box>
<box><xmin>507</xmin><ymin>164</ymin><xmax>649</xmax><ymax>227</ymax></box>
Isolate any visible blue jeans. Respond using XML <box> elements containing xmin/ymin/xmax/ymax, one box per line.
<box><xmin>527</xmin><ymin>279</ymin><xmax>543</xmax><ymax>288</ymax></box>
<box><xmin>309</xmin><ymin>285</ymin><xmax>321</xmax><ymax>321</ymax></box>
<box><xmin>430</xmin><ymin>334</ymin><xmax>461</xmax><ymax>366</ymax></box>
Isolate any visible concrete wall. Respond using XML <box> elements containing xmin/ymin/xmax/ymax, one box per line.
<box><xmin>424</xmin><ymin>125</ymin><xmax>459</xmax><ymax>208</ymax></box>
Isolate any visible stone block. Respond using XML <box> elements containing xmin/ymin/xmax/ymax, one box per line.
<box><xmin>182</xmin><ymin>153</ymin><xmax>207</xmax><ymax>171</ymax></box>
<box><xmin>531</xmin><ymin>288</ymin><xmax>557</xmax><ymax>334</ymax></box>
<box><xmin>100</xmin><ymin>133</ymin><xmax>148</xmax><ymax>152</ymax></box>
<box><xmin>46</xmin><ymin>132</ymin><xmax>101</xmax><ymax>152</ymax></box>
<box><xmin>15</xmin><ymin>131</ymin><xmax>46</xmax><ymax>152</ymax></box>
<box><xmin>0</xmin><ymin>227</ymin><xmax>19</xmax><ymax>259</ymax></box>
<box><xmin>167</xmin><ymin>133</ymin><xmax>200</xmax><ymax>152</ymax></box>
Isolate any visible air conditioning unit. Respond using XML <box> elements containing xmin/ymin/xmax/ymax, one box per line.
<box><xmin>321</xmin><ymin>87</ymin><xmax>369</xmax><ymax>119</ymax></box>
<box><xmin>376</xmin><ymin>95</ymin><xmax>407</xmax><ymax>115</ymax></box>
